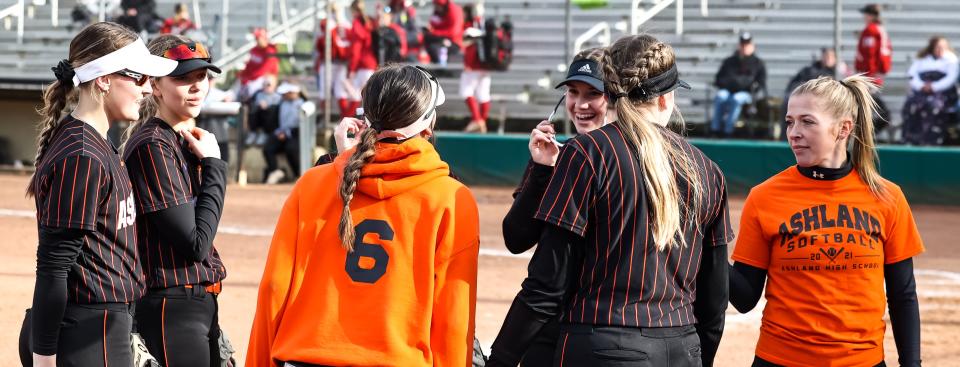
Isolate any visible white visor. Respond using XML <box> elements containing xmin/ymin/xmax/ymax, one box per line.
<box><xmin>71</xmin><ymin>38</ymin><xmax>178</xmax><ymax>86</ymax></box>
<box><xmin>373</xmin><ymin>75</ymin><xmax>446</xmax><ymax>140</ymax></box>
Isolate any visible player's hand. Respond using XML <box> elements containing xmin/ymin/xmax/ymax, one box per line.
<box><xmin>529</xmin><ymin>120</ymin><xmax>560</xmax><ymax>166</ymax></box>
<box><xmin>181</xmin><ymin>127</ymin><xmax>221</xmax><ymax>160</ymax></box>
<box><xmin>277</xmin><ymin>132</ymin><xmax>287</xmax><ymax>141</ymax></box>
<box><xmin>335</xmin><ymin>117</ymin><xmax>366</xmax><ymax>152</ymax></box>
<box><xmin>33</xmin><ymin>353</ymin><xmax>56</xmax><ymax>367</ymax></box>
<box><xmin>348</xmin><ymin>71</ymin><xmax>356</xmax><ymax>80</ymax></box>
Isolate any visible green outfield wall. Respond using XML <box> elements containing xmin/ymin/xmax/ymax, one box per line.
<box><xmin>434</xmin><ymin>132</ymin><xmax>960</xmax><ymax>205</ymax></box>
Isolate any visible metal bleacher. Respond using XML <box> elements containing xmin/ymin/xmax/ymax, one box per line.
<box><xmin>2</xmin><ymin>0</ymin><xmax>959</xmax><ymax>136</ymax></box>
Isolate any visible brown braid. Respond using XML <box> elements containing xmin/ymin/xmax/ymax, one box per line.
<box><xmin>337</xmin><ymin>127</ymin><xmax>378</xmax><ymax>251</ymax></box>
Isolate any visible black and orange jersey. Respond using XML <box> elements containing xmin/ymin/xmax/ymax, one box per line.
<box><xmin>122</xmin><ymin>117</ymin><xmax>227</xmax><ymax>288</ymax></box>
<box><xmin>32</xmin><ymin>116</ymin><xmax>145</xmax><ymax>303</ymax></box>
<box><xmin>536</xmin><ymin>122</ymin><xmax>733</xmax><ymax>327</ymax></box>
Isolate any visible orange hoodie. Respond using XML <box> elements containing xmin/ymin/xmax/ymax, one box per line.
<box><xmin>246</xmin><ymin>137</ymin><xmax>480</xmax><ymax>367</ymax></box>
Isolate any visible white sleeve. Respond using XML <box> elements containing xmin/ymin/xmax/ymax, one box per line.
<box><xmin>932</xmin><ymin>56</ymin><xmax>959</xmax><ymax>92</ymax></box>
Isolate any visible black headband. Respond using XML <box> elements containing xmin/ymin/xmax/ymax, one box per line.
<box><xmin>606</xmin><ymin>64</ymin><xmax>689</xmax><ymax>103</ymax></box>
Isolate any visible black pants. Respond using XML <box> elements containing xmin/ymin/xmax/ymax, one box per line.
<box><xmin>19</xmin><ymin>303</ymin><xmax>134</xmax><ymax>367</ymax></box>
<box><xmin>554</xmin><ymin>324</ymin><xmax>701</xmax><ymax>367</ymax></box>
<box><xmin>422</xmin><ymin>32</ymin><xmax>461</xmax><ymax>63</ymax></box>
<box><xmin>753</xmin><ymin>356</ymin><xmax>886</xmax><ymax>367</ymax></box>
<box><xmin>263</xmin><ymin>130</ymin><xmax>300</xmax><ymax>180</ymax></box>
<box><xmin>136</xmin><ymin>286</ymin><xmax>221</xmax><ymax>367</ymax></box>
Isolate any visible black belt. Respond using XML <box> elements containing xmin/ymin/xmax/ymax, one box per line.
<box><xmin>560</xmin><ymin>323</ymin><xmax>696</xmax><ymax>338</ymax></box>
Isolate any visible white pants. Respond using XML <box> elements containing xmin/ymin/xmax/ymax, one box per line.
<box><xmin>459</xmin><ymin>70</ymin><xmax>492</xmax><ymax>103</ymax></box>
<box><xmin>315</xmin><ymin>63</ymin><xmax>349</xmax><ymax>100</ymax></box>
<box><xmin>350</xmin><ymin>68</ymin><xmax>375</xmax><ymax>102</ymax></box>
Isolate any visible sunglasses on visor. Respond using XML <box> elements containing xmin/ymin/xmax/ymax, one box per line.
<box><xmin>162</xmin><ymin>42</ymin><xmax>211</xmax><ymax>61</ymax></box>
<box><xmin>114</xmin><ymin>69</ymin><xmax>149</xmax><ymax>86</ymax></box>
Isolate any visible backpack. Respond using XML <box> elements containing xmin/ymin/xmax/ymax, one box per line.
<box><xmin>373</xmin><ymin>26</ymin><xmax>405</xmax><ymax>64</ymax></box>
<box><xmin>479</xmin><ymin>17</ymin><xmax>513</xmax><ymax>71</ymax></box>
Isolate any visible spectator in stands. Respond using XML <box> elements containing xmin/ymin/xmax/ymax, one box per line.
<box><xmin>347</xmin><ymin>0</ymin><xmax>377</xmax><ymax>117</ymax></box>
<box><xmin>315</xmin><ymin>5</ymin><xmax>352</xmax><ymax>117</ymax></box>
<box><xmin>160</xmin><ymin>3</ymin><xmax>196</xmax><ymax>35</ymax></box>
<box><xmin>69</xmin><ymin>4</ymin><xmax>93</xmax><ymax>32</ymax></box>
<box><xmin>389</xmin><ymin>0</ymin><xmax>422</xmax><ymax>62</ymax></box>
<box><xmin>263</xmin><ymin>82</ymin><xmax>307</xmax><ymax>184</ymax></box>
<box><xmin>902</xmin><ymin>36</ymin><xmax>958</xmax><ymax>146</ymax></box>
<box><xmin>376</xmin><ymin>7</ymin><xmax>409</xmax><ymax>64</ymax></box>
<box><xmin>461</xmin><ymin>3</ymin><xmax>492</xmax><ymax>133</ymax></box>
<box><xmin>117</xmin><ymin>0</ymin><xmax>160</xmax><ymax>34</ymax></box>
<box><xmin>780</xmin><ymin>47</ymin><xmax>847</xmax><ymax>139</ymax></box>
<box><xmin>855</xmin><ymin>4</ymin><xmax>892</xmax><ymax>131</ymax></box>
<box><xmin>239</xmin><ymin>28</ymin><xmax>280</xmax><ymax>101</ymax></box>
<box><xmin>247</xmin><ymin>75</ymin><xmax>281</xmax><ymax>146</ymax></box>
<box><xmin>423</xmin><ymin>0</ymin><xmax>464</xmax><ymax>65</ymax></box>
<box><xmin>711</xmin><ymin>31</ymin><xmax>767</xmax><ymax>138</ymax></box>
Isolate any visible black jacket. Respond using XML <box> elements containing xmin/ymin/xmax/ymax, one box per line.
<box><xmin>786</xmin><ymin>61</ymin><xmax>835</xmax><ymax>95</ymax></box>
<box><xmin>715</xmin><ymin>52</ymin><xmax>767</xmax><ymax>95</ymax></box>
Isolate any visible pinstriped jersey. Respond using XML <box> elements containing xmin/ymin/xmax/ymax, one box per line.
<box><xmin>536</xmin><ymin>122</ymin><xmax>734</xmax><ymax>328</ymax></box>
<box><xmin>33</xmin><ymin>116</ymin><xmax>145</xmax><ymax>303</ymax></box>
<box><xmin>123</xmin><ymin>118</ymin><xmax>226</xmax><ymax>288</ymax></box>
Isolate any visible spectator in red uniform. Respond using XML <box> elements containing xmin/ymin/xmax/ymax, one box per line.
<box><xmin>315</xmin><ymin>7</ymin><xmax>353</xmax><ymax>117</ymax></box>
<box><xmin>423</xmin><ymin>0</ymin><xmax>464</xmax><ymax>64</ymax></box>
<box><xmin>159</xmin><ymin>3</ymin><xmax>195</xmax><ymax>35</ymax></box>
<box><xmin>347</xmin><ymin>0</ymin><xmax>377</xmax><ymax>117</ymax></box>
<box><xmin>461</xmin><ymin>3</ymin><xmax>492</xmax><ymax>133</ymax></box>
<box><xmin>239</xmin><ymin>28</ymin><xmax>280</xmax><ymax>101</ymax></box>
<box><xmin>855</xmin><ymin>3</ymin><xmax>892</xmax><ymax>131</ymax></box>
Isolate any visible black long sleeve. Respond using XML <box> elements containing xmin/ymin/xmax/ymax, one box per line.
<box><xmin>487</xmin><ymin>225</ymin><xmax>582</xmax><ymax>367</ymax></box>
<box><xmin>885</xmin><ymin>258</ymin><xmax>921</xmax><ymax>367</ymax></box>
<box><xmin>694</xmin><ymin>244</ymin><xmax>729</xmax><ymax>367</ymax></box>
<box><xmin>502</xmin><ymin>161</ymin><xmax>553</xmax><ymax>254</ymax></box>
<box><xmin>31</xmin><ymin>226</ymin><xmax>85</xmax><ymax>356</ymax></box>
<box><xmin>728</xmin><ymin>261</ymin><xmax>767</xmax><ymax>313</ymax></box>
<box><xmin>145</xmin><ymin>157</ymin><xmax>226</xmax><ymax>263</ymax></box>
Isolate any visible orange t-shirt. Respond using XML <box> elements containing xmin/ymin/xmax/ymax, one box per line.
<box><xmin>732</xmin><ymin>166</ymin><xmax>924</xmax><ymax>367</ymax></box>
<box><xmin>246</xmin><ymin>138</ymin><xmax>480</xmax><ymax>367</ymax></box>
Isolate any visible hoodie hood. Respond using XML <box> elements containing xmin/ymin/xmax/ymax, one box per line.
<box><xmin>334</xmin><ymin>137</ymin><xmax>450</xmax><ymax>199</ymax></box>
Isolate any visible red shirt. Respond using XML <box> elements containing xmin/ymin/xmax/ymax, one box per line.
<box><xmin>160</xmin><ymin>17</ymin><xmax>195</xmax><ymax>34</ymax></box>
<box><xmin>429</xmin><ymin>0</ymin><xmax>464</xmax><ymax>49</ymax></box>
<box><xmin>240</xmin><ymin>44</ymin><xmax>279</xmax><ymax>84</ymax></box>
<box><xmin>314</xmin><ymin>19</ymin><xmax>351</xmax><ymax>71</ymax></box>
<box><xmin>855</xmin><ymin>22</ymin><xmax>892</xmax><ymax>85</ymax></box>
<box><xmin>349</xmin><ymin>16</ymin><xmax>378</xmax><ymax>72</ymax></box>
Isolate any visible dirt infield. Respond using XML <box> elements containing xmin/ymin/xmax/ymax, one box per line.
<box><xmin>1</xmin><ymin>173</ymin><xmax>958</xmax><ymax>366</ymax></box>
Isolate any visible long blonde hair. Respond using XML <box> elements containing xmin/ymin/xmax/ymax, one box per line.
<box><xmin>27</xmin><ymin>22</ymin><xmax>139</xmax><ymax>197</ymax></box>
<box><xmin>791</xmin><ymin>74</ymin><xmax>888</xmax><ymax>200</ymax></box>
<box><xmin>600</xmin><ymin>35</ymin><xmax>704</xmax><ymax>251</ymax></box>
<box><xmin>338</xmin><ymin>65</ymin><xmax>434</xmax><ymax>251</ymax></box>
<box><xmin>120</xmin><ymin>34</ymin><xmax>194</xmax><ymax>153</ymax></box>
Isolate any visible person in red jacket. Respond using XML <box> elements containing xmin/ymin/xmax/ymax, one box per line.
<box><xmin>423</xmin><ymin>0</ymin><xmax>464</xmax><ymax>64</ymax></box>
<box><xmin>315</xmin><ymin>8</ymin><xmax>353</xmax><ymax>117</ymax></box>
<box><xmin>239</xmin><ymin>28</ymin><xmax>279</xmax><ymax>101</ymax></box>
<box><xmin>159</xmin><ymin>3</ymin><xmax>195</xmax><ymax>35</ymax></box>
<box><xmin>347</xmin><ymin>0</ymin><xmax>377</xmax><ymax>117</ymax></box>
<box><xmin>461</xmin><ymin>3</ymin><xmax>492</xmax><ymax>133</ymax></box>
<box><xmin>855</xmin><ymin>3</ymin><xmax>892</xmax><ymax>131</ymax></box>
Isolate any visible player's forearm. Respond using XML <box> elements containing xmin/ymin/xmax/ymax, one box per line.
<box><xmin>502</xmin><ymin>162</ymin><xmax>552</xmax><ymax>254</ymax></box>
<box><xmin>31</xmin><ymin>226</ymin><xmax>84</xmax><ymax>355</ymax></box>
<box><xmin>146</xmin><ymin>158</ymin><xmax>226</xmax><ymax>262</ymax></box>
<box><xmin>694</xmin><ymin>244</ymin><xmax>729</xmax><ymax>367</ymax></box>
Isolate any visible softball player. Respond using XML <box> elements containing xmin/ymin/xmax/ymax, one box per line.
<box><xmin>460</xmin><ymin>3</ymin><xmax>492</xmax><ymax>133</ymax></box>
<box><xmin>314</xmin><ymin>4</ymin><xmax>353</xmax><ymax>117</ymax></box>
<box><xmin>120</xmin><ymin>35</ymin><xmax>229</xmax><ymax>367</ymax></box>
<box><xmin>500</xmin><ymin>48</ymin><xmax>608</xmax><ymax>367</ymax></box>
<box><xmin>488</xmin><ymin>34</ymin><xmax>733</xmax><ymax>367</ymax></box>
<box><xmin>729</xmin><ymin>75</ymin><xmax>923</xmax><ymax>367</ymax></box>
<box><xmin>247</xmin><ymin>64</ymin><xmax>480</xmax><ymax>367</ymax></box>
<box><xmin>347</xmin><ymin>0</ymin><xmax>377</xmax><ymax>117</ymax></box>
<box><xmin>18</xmin><ymin>22</ymin><xmax>176</xmax><ymax>367</ymax></box>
